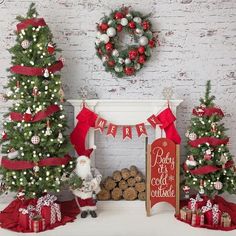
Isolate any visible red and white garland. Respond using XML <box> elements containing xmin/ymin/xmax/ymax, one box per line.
<box><xmin>95</xmin><ymin>6</ymin><xmax>157</xmax><ymax>77</ymax></box>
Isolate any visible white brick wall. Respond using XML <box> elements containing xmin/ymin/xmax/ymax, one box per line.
<box><xmin>0</xmin><ymin>0</ymin><xmax>236</xmax><ymax>177</ymax></box>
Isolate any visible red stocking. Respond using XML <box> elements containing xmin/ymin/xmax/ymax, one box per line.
<box><xmin>156</xmin><ymin>107</ymin><xmax>181</xmax><ymax>144</ymax></box>
<box><xmin>70</xmin><ymin>107</ymin><xmax>98</xmax><ymax>156</ymax></box>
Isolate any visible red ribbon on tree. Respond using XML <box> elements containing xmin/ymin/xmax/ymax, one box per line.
<box><xmin>10</xmin><ymin>105</ymin><xmax>60</xmax><ymax>123</ymax></box>
<box><xmin>123</xmin><ymin>126</ymin><xmax>132</xmax><ymax>140</ymax></box>
<box><xmin>183</xmin><ymin>160</ymin><xmax>234</xmax><ymax>175</ymax></box>
<box><xmin>1</xmin><ymin>155</ymin><xmax>71</xmax><ymax>170</ymax></box>
<box><xmin>16</xmin><ymin>18</ymin><xmax>47</xmax><ymax>31</ymax></box>
<box><xmin>189</xmin><ymin>137</ymin><xmax>229</xmax><ymax>148</ymax></box>
<box><xmin>192</xmin><ymin>107</ymin><xmax>224</xmax><ymax>117</ymax></box>
<box><xmin>10</xmin><ymin>61</ymin><xmax>64</xmax><ymax>76</ymax></box>
<box><xmin>107</xmin><ymin>123</ymin><xmax>117</xmax><ymax>138</ymax></box>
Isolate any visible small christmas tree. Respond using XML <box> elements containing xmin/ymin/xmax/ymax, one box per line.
<box><xmin>0</xmin><ymin>3</ymin><xmax>74</xmax><ymax>198</ymax></box>
<box><xmin>182</xmin><ymin>80</ymin><xmax>236</xmax><ymax>198</ymax></box>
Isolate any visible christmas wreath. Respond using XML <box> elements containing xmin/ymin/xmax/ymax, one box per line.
<box><xmin>95</xmin><ymin>6</ymin><xmax>157</xmax><ymax>78</ymax></box>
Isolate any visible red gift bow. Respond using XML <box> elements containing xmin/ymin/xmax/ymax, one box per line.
<box><xmin>10</xmin><ymin>104</ymin><xmax>60</xmax><ymax>123</ymax></box>
<box><xmin>16</xmin><ymin>18</ymin><xmax>47</xmax><ymax>31</ymax></box>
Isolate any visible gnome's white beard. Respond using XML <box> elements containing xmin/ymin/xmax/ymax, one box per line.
<box><xmin>76</xmin><ymin>158</ymin><xmax>92</xmax><ymax>180</ymax></box>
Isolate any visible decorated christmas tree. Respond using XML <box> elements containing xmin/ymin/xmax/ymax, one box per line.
<box><xmin>182</xmin><ymin>80</ymin><xmax>236</xmax><ymax>198</ymax></box>
<box><xmin>0</xmin><ymin>3</ymin><xmax>74</xmax><ymax>198</ymax></box>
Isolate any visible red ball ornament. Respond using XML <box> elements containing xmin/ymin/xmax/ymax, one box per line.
<box><xmin>138</xmin><ymin>55</ymin><xmax>146</xmax><ymax>64</ymax></box>
<box><xmin>148</xmin><ymin>39</ymin><xmax>156</xmax><ymax>48</ymax></box>
<box><xmin>138</xmin><ymin>46</ymin><xmax>145</xmax><ymax>54</ymax></box>
<box><xmin>47</xmin><ymin>42</ymin><xmax>55</xmax><ymax>54</ymax></box>
<box><xmin>124</xmin><ymin>67</ymin><xmax>135</xmax><ymax>76</ymax></box>
<box><xmin>142</xmin><ymin>21</ymin><xmax>150</xmax><ymax>30</ymax></box>
<box><xmin>99</xmin><ymin>23</ymin><xmax>109</xmax><ymax>32</ymax></box>
<box><xmin>117</xmin><ymin>24</ymin><xmax>123</xmax><ymax>32</ymax></box>
<box><xmin>128</xmin><ymin>21</ymin><xmax>136</xmax><ymax>29</ymax></box>
<box><xmin>128</xmin><ymin>49</ymin><xmax>138</xmax><ymax>60</ymax></box>
<box><xmin>108</xmin><ymin>60</ymin><xmax>115</xmax><ymax>67</ymax></box>
<box><xmin>105</xmin><ymin>42</ymin><xmax>113</xmax><ymax>52</ymax></box>
<box><xmin>114</xmin><ymin>12</ymin><xmax>124</xmax><ymax>20</ymax></box>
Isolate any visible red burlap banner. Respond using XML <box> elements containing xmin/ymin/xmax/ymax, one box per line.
<box><xmin>1</xmin><ymin>155</ymin><xmax>71</xmax><ymax>170</ymax></box>
<box><xmin>189</xmin><ymin>137</ymin><xmax>229</xmax><ymax>147</ymax></box>
<box><xmin>95</xmin><ymin>117</ymin><xmax>107</xmax><ymax>133</ymax></box>
<box><xmin>16</xmin><ymin>18</ymin><xmax>47</xmax><ymax>31</ymax></box>
<box><xmin>193</xmin><ymin>107</ymin><xmax>224</xmax><ymax>117</ymax></box>
<box><xmin>10</xmin><ymin>61</ymin><xmax>63</xmax><ymax>76</ymax></box>
<box><xmin>107</xmin><ymin>123</ymin><xmax>117</xmax><ymax>138</ymax></box>
<box><xmin>135</xmin><ymin>123</ymin><xmax>147</xmax><ymax>137</ymax></box>
<box><xmin>123</xmin><ymin>126</ymin><xmax>132</xmax><ymax>140</ymax></box>
<box><xmin>10</xmin><ymin>105</ymin><xmax>60</xmax><ymax>122</ymax></box>
<box><xmin>183</xmin><ymin>160</ymin><xmax>234</xmax><ymax>175</ymax></box>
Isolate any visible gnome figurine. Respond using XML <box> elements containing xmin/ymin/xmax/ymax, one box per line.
<box><xmin>72</xmin><ymin>155</ymin><xmax>102</xmax><ymax>218</ymax></box>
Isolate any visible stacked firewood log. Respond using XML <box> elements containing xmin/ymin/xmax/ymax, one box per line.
<box><xmin>97</xmin><ymin>165</ymin><xmax>146</xmax><ymax>201</ymax></box>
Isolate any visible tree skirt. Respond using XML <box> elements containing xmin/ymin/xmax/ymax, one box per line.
<box><xmin>0</xmin><ymin>198</ymin><xmax>80</xmax><ymax>232</ymax></box>
<box><xmin>176</xmin><ymin>195</ymin><xmax>236</xmax><ymax>231</ymax></box>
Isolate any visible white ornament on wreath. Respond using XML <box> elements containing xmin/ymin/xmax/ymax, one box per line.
<box><xmin>126</xmin><ymin>13</ymin><xmax>133</xmax><ymax>20</ymax></box>
<box><xmin>95</xmin><ymin>39</ymin><xmax>100</xmax><ymax>46</ymax></box>
<box><xmin>134</xmin><ymin>63</ymin><xmax>141</xmax><ymax>70</ymax></box>
<box><xmin>106</xmin><ymin>27</ymin><xmax>116</xmax><ymax>37</ymax></box>
<box><xmin>100</xmin><ymin>34</ymin><xmax>109</xmax><ymax>43</ymax></box>
<box><xmin>139</xmin><ymin>36</ymin><xmax>148</xmax><ymax>46</ymax></box>
<box><xmin>133</xmin><ymin>17</ymin><xmax>142</xmax><ymax>23</ymax></box>
<box><xmin>135</xmin><ymin>28</ymin><xmax>143</xmax><ymax>36</ymax></box>
<box><xmin>125</xmin><ymin>58</ymin><xmax>131</xmax><ymax>65</ymax></box>
<box><xmin>120</xmin><ymin>18</ymin><xmax>128</xmax><ymax>26</ymax></box>
<box><xmin>108</xmin><ymin>20</ymin><xmax>114</xmax><ymax>25</ymax></box>
<box><xmin>118</xmin><ymin>58</ymin><xmax>124</xmax><ymax>64</ymax></box>
<box><xmin>31</xmin><ymin>135</ymin><xmax>40</xmax><ymax>145</ymax></box>
<box><xmin>112</xmin><ymin>49</ymin><xmax>119</xmax><ymax>57</ymax></box>
<box><xmin>114</xmin><ymin>66</ymin><xmax>123</xmax><ymax>72</ymax></box>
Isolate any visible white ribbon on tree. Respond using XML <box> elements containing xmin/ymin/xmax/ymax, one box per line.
<box><xmin>201</xmin><ymin>200</ymin><xmax>220</xmax><ymax>225</ymax></box>
<box><xmin>189</xmin><ymin>193</ymin><xmax>203</xmax><ymax>211</ymax></box>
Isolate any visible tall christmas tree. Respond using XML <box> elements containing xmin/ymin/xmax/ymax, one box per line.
<box><xmin>182</xmin><ymin>80</ymin><xmax>236</xmax><ymax>198</ymax></box>
<box><xmin>0</xmin><ymin>3</ymin><xmax>74</xmax><ymax>198</ymax></box>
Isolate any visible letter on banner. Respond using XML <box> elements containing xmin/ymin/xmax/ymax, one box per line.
<box><xmin>135</xmin><ymin>123</ymin><xmax>147</xmax><ymax>137</ymax></box>
<box><xmin>107</xmin><ymin>123</ymin><xmax>117</xmax><ymax>138</ymax></box>
<box><xmin>123</xmin><ymin>126</ymin><xmax>132</xmax><ymax>140</ymax></box>
<box><xmin>95</xmin><ymin>117</ymin><xmax>107</xmax><ymax>133</ymax></box>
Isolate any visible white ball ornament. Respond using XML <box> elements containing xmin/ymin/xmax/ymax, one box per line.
<box><xmin>135</xmin><ymin>28</ymin><xmax>143</xmax><ymax>36</ymax></box>
<box><xmin>112</xmin><ymin>49</ymin><xmax>119</xmax><ymax>57</ymax></box>
<box><xmin>21</xmin><ymin>40</ymin><xmax>30</xmax><ymax>49</ymax></box>
<box><xmin>95</xmin><ymin>39</ymin><xmax>101</xmax><ymax>46</ymax></box>
<box><xmin>120</xmin><ymin>18</ymin><xmax>128</xmax><ymax>26</ymax></box>
<box><xmin>108</xmin><ymin>20</ymin><xmax>114</xmax><ymax>25</ymax></box>
<box><xmin>139</xmin><ymin>36</ymin><xmax>148</xmax><ymax>46</ymax></box>
<box><xmin>214</xmin><ymin>181</ymin><xmax>223</xmax><ymax>190</ymax></box>
<box><xmin>189</xmin><ymin>133</ymin><xmax>197</xmax><ymax>141</ymax></box>
<box><xmin>31</xmin><ymin>135</ymin><xmax>40</xmax><ymax>145</ymax></box>
<box><xmin>118</xmin><ymin>58</ymin><xmax>124</xmax><ymax>64</ymax></box>
<box><xmin>114</xmin><ymin>66</ymin><xmax>123</xmax><ymax>73</ymax></box>
<box><xmin>133</xmin><ymin>17</ymin><xmax>142</xmax><ymax>24</ymax></box>
<box><xmin>106</xmin><ymin>27</ymin><xmax>116</xmax><ymax>37</ymax></box>
<box><xmin>102</xmin><ymin>56</ymin><xmax>108</xmax><ymax>62</ymax></box>
<box><xmin>134</xmin><ymin>63</ymin><xmax>141</xmax><ymax>70</ymax></box>
<box><xmin>96</xmin><ymin>31</ymin><xmax>102</xmax><ymax>38</ymax></box>
<box><xmin>100</xmin><ymin>34</ymin><xmax>110</xmax><ymax>43</ymax></box>
<box><xmin>125</xmin><ymin>58</ymin><xmax>131</xmax><ymax>65</ymax></box>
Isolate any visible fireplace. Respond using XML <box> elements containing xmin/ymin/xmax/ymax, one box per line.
<box><xmin>68</xmin><ymin>99</ymin><xmax>182</xmax><ymax>176</ymax></box>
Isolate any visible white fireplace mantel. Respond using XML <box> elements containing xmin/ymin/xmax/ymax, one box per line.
<box><xmin>68</xmin><ymin>99</ymin><xmax>183</xmax><ymax>163</ymax></box>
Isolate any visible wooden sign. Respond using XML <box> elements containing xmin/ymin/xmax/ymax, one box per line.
<box><xmin>146</xmin><ymin>138</ymin><xmax>180</xmax><ymax>216</ymax></box>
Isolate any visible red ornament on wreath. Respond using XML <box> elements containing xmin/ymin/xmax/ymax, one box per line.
<box><xmin>95</xmin><ymin>6</ymin><xmax>157</xmax><ymax>78</ymax></box>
